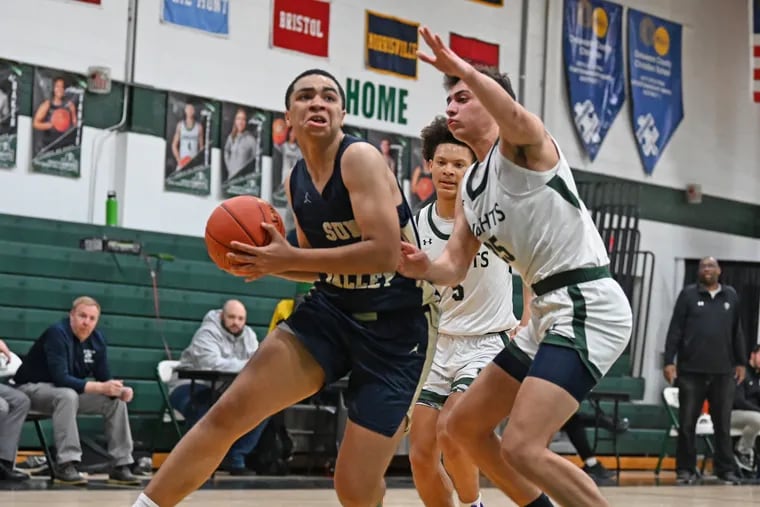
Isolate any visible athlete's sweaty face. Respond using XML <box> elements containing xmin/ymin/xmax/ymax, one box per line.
<box><xmin>286</xmin><ymin>74</ymin><xmax>345</xmax><ymax>141</ymax></box>
<box><xmin>429</xmin><ymin>143</ymin><xmax>473</xmax><ymax>201</ymax></box>
<box><xmin>445</xmin><ymin>81</ymin><xmax>496</xmax><ymax>146</ymax></box>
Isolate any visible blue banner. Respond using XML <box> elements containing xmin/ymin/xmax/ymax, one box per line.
<box><xmin>628</xmin><ymin>9</ymin><xmax>683</xmax><ymax>175</ymax></box>
<box><xmin>162</xmin><ymin>0</ymin><xmax>229</xmax><ymax>37</ymax></box>
<box><xmin>365</xmin><ymin>11</ymin><xmax>419</xmax><ymax>79</ymax></box>
<box><xmin>562</xmin><ymin>0</ymin><xmax>624</xmax><ymax>161</ymax></box>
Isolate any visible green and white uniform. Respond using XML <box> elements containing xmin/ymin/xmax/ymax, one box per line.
<box><xmin>415</xmin><ymin>201</ymin><xmax>517</xmax><ymax>409</ymax></box>
<box><xmin>461</xmin><ymin>138</ymin><xmax>632</xmax><ymax>380</ymax></box>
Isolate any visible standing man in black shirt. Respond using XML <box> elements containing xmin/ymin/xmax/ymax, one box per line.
<box><xmin>664</xmin><ymin>256</ymin><xmax>746</xmax><ymax>485</ymax></box>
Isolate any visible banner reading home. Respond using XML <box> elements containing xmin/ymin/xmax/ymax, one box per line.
<box><xmin>31</xmin><ymin>67</ymin><xmax>86</xmax><ymax>178</ymax></box>
<box><xmin>164</xmin><ymin>93</ymin><xmax>216</xmax><ymax>196</ymax></box>
<box><xmin>271</xmin><ymin>0</ymin><xmax>329</xmax><ymax>57</ymax></box>
<box><xmin>563</xmin><ymin>0</ymin><xmax>624</xmax><ymax>161</ymax></box>
<box><xmin>162</xmin><ymin>0</ymin><xmax>229</xmax><ymax>37</ymax></box>
<box><xmin>628</xmin><ymin>9</ymin><xmax>683</xmax><ymax>175</ymax></box>
<box><xmin>365</xmin><ymin>11</ymin><xmax>419</xmax><ymax>79</ymax></box>
<box><xmin>0</xmin><ymin>60</ymin><xmax>21</xmax><ymax>169</ymax></box>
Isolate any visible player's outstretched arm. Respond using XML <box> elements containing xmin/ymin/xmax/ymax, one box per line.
<box><xmin>400</xmin><ymin>195</ymin><xmax>479</xmax><ymax>286</ymax></box>
<box><xmin>417</xmin><ymin>26</ymin><xmax>556</xmax><ymax>169</ymax></box>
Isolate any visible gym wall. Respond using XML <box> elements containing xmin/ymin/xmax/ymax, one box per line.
<box><xmin>0</xmin><ymin>0</ymin><xmax>758</xmax><ymax>403</ymax></box>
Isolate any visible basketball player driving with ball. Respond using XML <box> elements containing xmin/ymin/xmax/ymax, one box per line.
<box><xmin>133</xmin><ymin>68</ymin><xmax>437</xmax><ymax>507</ymax></box>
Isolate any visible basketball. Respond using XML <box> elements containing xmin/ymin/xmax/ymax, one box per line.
<box><xmin>204</xmin><ymin>196</ymin><xmax>286</xmax><ymax>272</ymax></box>
<box><xmin>178</xmin><ymin>155</ymin><xmax>192</xmax><ymax>169</ymax></box>
<box><xmin>51</xmin><ymin>108</ymin><xmax>71</xmax><ymax>132</ymax></box>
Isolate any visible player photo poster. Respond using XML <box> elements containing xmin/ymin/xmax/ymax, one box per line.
<box><xmin>270</xmin><ymin>112</ymin><xmax>301</xmax><ymax>211</ymax></box>
<box><xmin>366</xmin><ymin>129</ymin><xmax>411</xmax><ymax>184</ymax></box>
<box><xmin>343</xmin><ymin>125</ymin><xmax>368</xmax><ymax>140</ymax></box>
<box><xmin>164</xmin><ymin>93</ymin><xmax>216</xmax><ymax>195</ymax></box>
<box><xmin>0</xmin><ymin>60</ymin><xmax>21</xmax><ymax>169</ymax></box>
<box><xmin>221</xmin><ymin>103</ymin><xmax>270</xmax><ymax>197</ymax></box>
<box><xmin>409</xmin><ymin>138</ymin><xmax>434</xmax><ymax>213</ymax></box>
<box><xmin>31</xmin><ymin>67</ymin><xmax>86</xmax><ymax>177</ymax></box>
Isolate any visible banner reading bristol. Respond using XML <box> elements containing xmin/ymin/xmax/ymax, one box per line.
<box><xmin>628</xmin><ymin>9</ymin><xmax>683</xmax><ymax>175</ymax></box>
<box><xmin>562</xmin><ymin>0</ymin><xmax>624</xmax><ymax>161</ymax></box>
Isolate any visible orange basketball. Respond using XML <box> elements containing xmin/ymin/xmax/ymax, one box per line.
<box><xmin>51</xmin><ymin>108</ymin><xmax>71</xmax><ymax>132</ymax></box>
<box><xmin>204</xmin><ymin>196</ymin><xmax>286</xmax><ymax>272</ymax></box>
<box><xmin>178</xmin><ymin>155</ymin><xmax>192</xmax><ymax>168</ymax></box>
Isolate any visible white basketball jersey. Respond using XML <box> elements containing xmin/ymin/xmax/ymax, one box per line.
<box><xmin>461</xmin><ymin>137</ymin><xmax>609</xmax><ymax>288</ymax></box>
<box><xmin>179</xmin><ymin>121</ymin><xmax>200</xmax><ymax>159</ymax></box>
<box><xmin>416</xmin><ymin>202</ymin><xmax>517</xmax><ymax>336</ymax></box>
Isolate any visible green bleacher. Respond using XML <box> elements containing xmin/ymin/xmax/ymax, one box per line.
<box><xmin>0</xmin><ymin>213</ymin><xmax>297</xmax><ymax>452</ymax></box>
<box><xmin>0</xmin><ymin>212</ymin><xmax>669</xmax><ymax>462</ymax></box>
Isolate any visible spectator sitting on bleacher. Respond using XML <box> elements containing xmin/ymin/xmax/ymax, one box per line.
<box><xmin>169</xmin><ymin>299</ymin><xmax>267</xmax><ymax>475</ymax></box>
<box><xmin>12</xmin><ymin>296</ymin><xmax>139</xmax><ymax>486</ymax></box>
<box><xmin>0</xmin><ymin>338</ymin><xmax>31</xmax><ymax>481</ymax></box>
<box><xmin>732</xmin><ymin>344</ymin><xmax>760</xmax><ymax>472</ymax></box>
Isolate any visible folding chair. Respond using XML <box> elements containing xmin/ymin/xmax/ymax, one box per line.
<box><xmin>1</xmin><ymin>352</ymin><xmax>56</xmax><ymax>479</ymax></box>
<box><xmin>655</xmin><ymin>386</ymin><xmax>716</xmax><ymax>476</ymax></box>
<box><xmin>155</xmin><ymin>360</ymin><xmax>184</xmax><ymax>441</ymax></box>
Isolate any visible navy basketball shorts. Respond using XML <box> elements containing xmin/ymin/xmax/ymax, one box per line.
<box><xmin>282</xmin><ymin>290</ymin><xmax>437</xmax><ymax>437</ymax></box>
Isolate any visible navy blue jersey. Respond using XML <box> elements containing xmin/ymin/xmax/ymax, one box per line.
<box><xmin>290</xmin><ymin>135</ymin><xmax>431</xmax><ymax>313</ymax></box>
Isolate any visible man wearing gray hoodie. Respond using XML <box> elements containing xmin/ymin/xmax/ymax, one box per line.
<box><xmin>169</xmin><ymin>300</ymin><xmax>267</xmax><ymax>475</ymax></box>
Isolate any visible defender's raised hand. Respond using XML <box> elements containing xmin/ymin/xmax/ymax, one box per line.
<box><xmin>417</xmin><ymin>26</ymin><xmax>472</xmax><ymax>79</ymax></box>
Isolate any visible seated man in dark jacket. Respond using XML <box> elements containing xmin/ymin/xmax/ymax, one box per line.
<box><xmin>732</xmin><ymin>344</ymin><xmax>760</xmax><ymax>472</ymax></box>
<box><xmin>13</xmin><ymin>296</ymin><xmax>139</xmax><ymax>485</ymax></box>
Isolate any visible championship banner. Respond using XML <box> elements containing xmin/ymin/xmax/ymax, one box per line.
<box><xmin>628</xmin><ymin>9</ymin><xmax>683</xmax><ymax>175</ymax></box>
<box><xmin>751</xmin><ymin>0</ymin><xmax>760</xmax><ymax>102</ymax></box>
<box><xmin>221</xmin><ymin>103</ymin><xmax>270</xmax><ymax>198</ymax></box>
<box><xmin>271</xmin><ymin>0</ymin><xmax>329</xmax><ymax>57</ymax></box>
<box><xmin>161</xmin><ymin>0</ymin><xmax>229</xmax><ymax>37</ymax></box>
<box><xmin>164</xmin><ymin>93</ymin><xmax>215</xmax><ymax>196</ymax></box>
<box><xmin>367</xmin><ymin>129</ymin><xmax>410</xmax><ymax>183</ymax></box>
<box><xmin>563</xmin><ymin>0</ymin><xmax>625</xmax><ymax>161</ymax></box>
<box><xmin>450</xmin><ymin>33</ymin><xmax>499</xmax><ymax>71</ymax></box>
<box><xmin>365</xmin><ymin>11</ymin><xmax>419</xmax><ymax>79</ymax></box>
<box><xmin>31</xmin><ymin>67</ymin><xmax>85</xmax><ymax>178</ymax></box>
<box><xmin>0</xmin><ymin>60</ymin><xmax>21</xmax><ymax>169</ymax></box>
